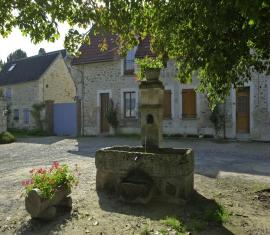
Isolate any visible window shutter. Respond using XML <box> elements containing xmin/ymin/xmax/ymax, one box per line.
<box><xmin>182</xmin><ymin>89</ymin><xmax>196</xmax><ymax>118</ymax></box>
<box><xmin>163</xmin><ymin>90</ymin><xmax>172</xmax><ymax>119</ymax></box>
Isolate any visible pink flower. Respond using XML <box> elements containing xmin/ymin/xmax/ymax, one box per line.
<box><xmin>52</xmin><ymin>161</ymin><xmax>59</xmax><ymax>169</ymax></box>
<box><xmin>21</xmin><ymin>179</ymin><xmax>33</xmax><ymax>186</ymax></box>
<box><xmin>37</xmin><ymin>168</ymin><xmax>46</xmax><ymax>174</ymax></box>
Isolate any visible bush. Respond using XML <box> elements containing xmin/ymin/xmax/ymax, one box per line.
<box><xmin>0</xmin><ymin>131</ymin><xmax>16</xmax><ymax>144</ymax></box>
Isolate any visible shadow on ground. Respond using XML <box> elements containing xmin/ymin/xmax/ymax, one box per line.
<box><xmin>98</xmin><ymin>190</ymin><xmax>234</xmax><ymax>234</ymax></box>
<box><xmin>16</xmin><ymin>209</ymin><xmax>72</xmax><ymax>235</ymax></box>
<box><xmin>68</xmin><ymin>136</ymin><xmax>139</xmax><ymax>158</ymax></box>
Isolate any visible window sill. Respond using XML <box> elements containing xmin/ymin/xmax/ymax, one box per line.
<box><xmin>122</xmin><ymin>74</ymin><xmax>135</xmax><ymax>77</ymax></box>
<box><xmin>181</xmin><ymin>117</ymin><xmax>198</xmax><ymax>120</ymax></box>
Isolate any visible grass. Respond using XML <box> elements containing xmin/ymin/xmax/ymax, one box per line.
<box><xmin>159</xmin><ymin>202</ymin><xmax>230</xmax><ymax>234</ymax></box>
<box><xmin>163</xmin><ymin>217</ymin><xmax>187</xmax><ymax>234</ymax></box>
<box><xmin>141</xmin><ymin>227</ymin><xmax>151</xmax><ymax>235</ymax></box>
<box><xmin>0</xmin><ymin>131</ymin><xmax>16</xmax><ymax>144</ymax></box>
<box><xmin>8</xmin><ymin>128</ymin><xmax>50</xmax><ymax>138</ymax></box>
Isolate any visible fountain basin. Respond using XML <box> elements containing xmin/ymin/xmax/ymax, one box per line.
<box><xmin>95</xmin><ymin>146</ymin><xmax>194</xmax><ymax>204</ymax></box>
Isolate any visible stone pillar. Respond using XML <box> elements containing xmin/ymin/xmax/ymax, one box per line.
<box><xmin>139</xmin><ymin>69</ymin><xmax>164</xmax><ymax>149</ymax></box>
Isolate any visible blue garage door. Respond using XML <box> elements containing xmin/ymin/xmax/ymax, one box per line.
<box><xmin>53</xmin><ymin>103</ymin><xmax>77</xmax><ymax>136</ymax></box>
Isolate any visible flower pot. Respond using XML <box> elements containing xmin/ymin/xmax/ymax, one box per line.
<box><xmin>25</xmin><ymin>186</ymin><xmax>72</xmax><ymax>220</ymax></box>
<box><xmin>144</xmin><ymin>68</ymin><xmax>161</xmax><ymax>81</ymax></box>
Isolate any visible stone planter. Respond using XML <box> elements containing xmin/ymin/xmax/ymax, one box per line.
<box><xmin>25</xmin><ymin>186</ymin><xmax>72</xmax><ymax>220</ymax></box>
<box><xmin>144</xmin><ymin>68</ymin><xmax>161</xmax><ymax>81</ymax></box>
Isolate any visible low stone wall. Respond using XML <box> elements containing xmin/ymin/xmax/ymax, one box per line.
<box><xmin>95</xmin><ymin>146</ymin><xmax>194</xmax><ymax>204</ymax></box>
<box><xmin>0</xmin><ymin>99</ymin><xmax>7</xmax><ymax>133</ymax></box>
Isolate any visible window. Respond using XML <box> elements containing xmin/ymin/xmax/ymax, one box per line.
<box><xmin>14</xmin><ymin>109</ymin><xmax>19</xmax><ymax>121</ymax></box>
<box><xmin>163</xmin><ymin>90</ymin><xmax>172</xmax><ymax>119</ymax></box>
<box><xmin>23</xmin><ymin>109</ymin><xmax>30</xmax><ymax>124</ymax></box>
<box><xmin>124</xmin><ymin>91</ymin><xmax>136</xmax><ymax>118</ymax></box>
<box><xmin>8</xmin><ymin>64</ymin><xmax>16</xmax><ymax>72</ymax></box>
<box><xmin>124</xmin><ymin>47</ymin><xmax>137</xmax><ymax>75</ymax></box>
<box><xmin>182</xmin><ymin>89</ymin><xmax>197</xmax><ymax>118</ymax></box>
<box><xmin>5</xmin><ymin>88</ymin><xmax>12</xmax><ymax>100</ymax></box>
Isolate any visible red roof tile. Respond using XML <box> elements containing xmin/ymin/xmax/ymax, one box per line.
<box><xmin>135</xmin><ymin>36</ymin><xmax>156</xmax><ymax>59</ymax></box>
<box><xmin>72</xmin><ymin>29</ymin><xmax>119</xmax><ymax>65</ymax></box>
<box><xmin>72</xmin><ymin>29</ymin><xmax>155</xmax><ymax>65</ymax></box>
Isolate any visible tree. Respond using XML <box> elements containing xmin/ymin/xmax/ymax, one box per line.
<box><xmin>6</xmin><ymin>49</ymin><xmax>27</xmax><ymax>63</ymax></box>
<box><xmin>1</xmin><ymin>1</ymin><xmax>270</xmax><ymax>107</ymax></box>
<box><xmin>0</xmin><ymin>60</ymin><xmax>3</xmax><ymax>69</ymax></box>
<box><xmin>38</xmin><ymin>48</ymin><xmax>46</xmax><ymax>55</ymax></box>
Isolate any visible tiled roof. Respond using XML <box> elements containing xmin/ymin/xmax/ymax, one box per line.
<box><xmin>0</xmin><ymin>52</ymin><xmax>61</xmax><ymax>86</ymax></box>
<box><xmin>72</xmin><ymin>28</ymin><xmax>155</xmax><ymax>65</ymax></box>
<box><xmin>72</xmin><ymin>29</ymin><xmax>119</xmax><ymax>65</ymax></box>
<box><xmin>135</xmin><ymin>36</ymin><xmax>156</xmax><ymax>59</ymax></box>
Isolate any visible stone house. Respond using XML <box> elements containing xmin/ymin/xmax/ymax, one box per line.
<box><xmin>71</xmin><ymin>30</ymin><xmax>270</xmax><ymax>141</ymax></box>
<box><xmin>0</xmin><ymin>51</ymin><xmax>76</xmax><ymax>132</ymax></box>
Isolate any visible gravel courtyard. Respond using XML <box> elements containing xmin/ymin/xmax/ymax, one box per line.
<box><xmin>0</xmin><ymin>137</ymin><xmax>270</xmax><ymax>235</ymax></box>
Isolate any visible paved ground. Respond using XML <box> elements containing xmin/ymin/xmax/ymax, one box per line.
<box><xmin>0</xmin><ymin>136</ymin><xmax>270</xmax><ymax>234</ymax></box>
<box><xmin>1</xmin><ymin>136</ymin><xmax>270</xmax><ymax>181</ymax></box>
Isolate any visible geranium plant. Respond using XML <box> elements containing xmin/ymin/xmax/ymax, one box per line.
<box><xmin>22</xmin><ymin>161</ymin><xmax>78</xmax><ymax>199</ymax></box>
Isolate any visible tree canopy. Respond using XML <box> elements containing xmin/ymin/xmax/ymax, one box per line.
<box><xmin>6</xmin><ymin>49</ymin><xmax>27</xmax><ymax>63</ymax></box>
<box><xmin>1</xmin><ymin>0</ymin><xmax>270</xmax><ymax>107</ymax></box>
<box><xmin>38</xmin><ymin>48</ymin><xmax>46</xmax><ymax>55</ymax></box>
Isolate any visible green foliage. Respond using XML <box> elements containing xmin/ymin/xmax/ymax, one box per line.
<box><xmin>135</xmin><ymin>56</ymin><xmax>163</xmax><ymax>80</ymax></box>
<box><xmin>191</xmin><ymin>202</ymin><xmax>230</xmax><ymax>225</ymax></box>
<box><xmin>105</xmin><ymin>100</ymin><xmax>119</xmax><ymax>129</ymax></box>
<box><xmin>8</xmin><ymin>128</ymin><xmax>49</xmax><ymax>137</ymax></box>
<box><xmin>163</xmin><ymin>217</ymin><xmax>186</xmax><ymax>234</ymax></box>
<box><xmin>22</xmin><ymin>162</ymin><xmax>78</xmax><ymax>199</ymax></box>
<box><xmin>209</xmin><ymin>105</ymin><xmax>225</xmax><ymax>134</ymax></box>
<box><xmin>0</xmin><ymin>131</ymin><xmax>16</xmax><ymax>144</ymax></box>
<box><xmin>140</xmin><ymin>227</ymin><xmax>151</xmax><ymax>235</ymax></box>
<box><xmin>1</xmin><ymin>1</ymin><xmax>270</xmax><ymax>106</ymax></box>
<box><xmin>6</xmin><ymin>49</ymin><xmax>27</xmax><ymax>63</ymax></box>
<box><xmin>31</xmin><ymin>102</ymin><xmax>45</xmax><ymax>130</ymax></box>
<box><xmin>0</xmin><ymin>60</ymin><xmax>3</xmax><ymax>70</ymax></box>
<box><xmin>38</xmin><ymin>48</ymin><xmax>46</xmax><ymax>55</ymax></box>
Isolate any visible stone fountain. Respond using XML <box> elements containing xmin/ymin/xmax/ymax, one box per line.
<box><xmin>95</xmin><ymin>69</ymin><xmax>194</xmax><ymax>204</ymax></box>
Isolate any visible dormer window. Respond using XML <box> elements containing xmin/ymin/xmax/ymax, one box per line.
<box><xmin>8</xmin><ymin>64</ymin><xmax>16</xmax><ymax>72</ymax></box>
<box><xmin>124</xmin><ymin>47</ymin><xmax>137</xmax><ymax>75</ymax></box>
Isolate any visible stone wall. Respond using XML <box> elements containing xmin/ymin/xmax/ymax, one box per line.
<box><xmin>72</xmin><ymin>59</ymin><xmax>270</xmax><ymax>140</ymax></box>
<box><xmin>41</xmin><ymin>55</ymin><xmax>76</xmax><ymax>103</ymax></box>
<box><xmin>0</xmin><ymin>98</ymin><xmax>7</xmax><ymax>133</ymax></box>
<box><xmin>2</xmin><ymin>80</ymin><xmax>41</xmax><ymax>129</ymax></box>
<box><xmin>72</xmin><ymin>61</ymin><xmax>139</xmax><ymax>135</ymax></box>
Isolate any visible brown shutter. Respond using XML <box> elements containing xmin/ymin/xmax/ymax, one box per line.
<box><xmin>182</xmin><ymin>89</ymin><xmax>196</xmax><ymax>118</ymax></box>
<box><xmin>163</xmin><ymin>90</ymin><xmax>172</xmax><ymax>119</ymax></box>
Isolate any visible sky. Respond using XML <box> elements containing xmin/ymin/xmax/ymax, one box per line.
<box><xmin>0</xmin><ymin>24</ymin><xmax>70</xmax><ymax>62</ymax></box>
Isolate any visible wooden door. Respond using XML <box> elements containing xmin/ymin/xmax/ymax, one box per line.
<box><xmin>236</xmin><ymin>88</ymin><xmax>250</xmax><ymax>133</ymax></box>
<box><xmin>100</xmin><ymin>93</ymin><xmax>110</xmax><ymax>133</ymax></box>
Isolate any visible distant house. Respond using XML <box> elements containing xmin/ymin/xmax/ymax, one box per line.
<box><xmin>71</xmin><ymin>28</ymin><xmax>270</xmax><ymax>141</ymax></box>
<box><xmin>0</xmin><ymin>51</ymin><xmax>77</xmax><ymax>135</ymax></box>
